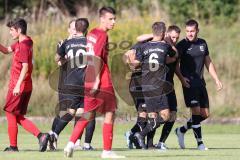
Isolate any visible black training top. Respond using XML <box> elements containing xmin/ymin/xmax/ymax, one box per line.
<box><xmin>136</xmin><ymin>41</ymin><xmax>175</xmax><ymax>95</ymax></box>
<box><xmin>57</xmin><ymin>36</ymin><xmax>87</xmax><ymax>93</ymax></box>
<box><xmin>177</xmin><ymin>38</ymin><xmax>209</xmax><ymax>87</ymax></box>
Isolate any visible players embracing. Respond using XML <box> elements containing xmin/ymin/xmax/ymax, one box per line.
<box><xmin>126</xmin><ymin>22</ymin><xmax>178</xmax><ymax>149</ymax></box>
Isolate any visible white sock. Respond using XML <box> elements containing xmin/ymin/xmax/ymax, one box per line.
<box><xmin>75</xmin><ymin>139</ymin><xmax>81</xmax><ymax>145</ymax></box>
<box><xmin>83</xmin><ymin>143</ymin><xmax>90</xmax><ymax>148</ymax></box>
<box><xmin>103</xmin><ymin>150</ymin><xmax>112</xmax><ymax>153</ymax></box>
<box><xmin>53</xmin><ymin>132</ymin><xmax>58</xmax><ymax>139</ymax></box>
<box><xmin>49</xmin><ymin>130</ymin><xmax>54</xmax><ymax>135</ymax></box>
<box><xmin>67</xmin><ymin>142</ymin><xmax>75</xmax><ymax>148</ymax></box>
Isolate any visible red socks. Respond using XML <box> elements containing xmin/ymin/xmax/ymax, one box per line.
<box><xmin>6</xmin><ymin>112</ymin><xmax>18</xmax><ymax>147</ymax></box>
<box><xmin>16</xmin><ymin>115</ymin><xmax>41</xmax><ymax>137</ymax></box>
<box><xmin>70</xmin><ymin>118</ymin><xmax>89</xmax><ymax>143</ymax></box>
<box><xmin>6</xmin><ymin>112</ymin><xmax>41</xmax><ymax>147</ymax></box>
<box><xmin>103</xmin><ymin>123</ymin><xmax>113</xmax><ymax>151</ymax></box>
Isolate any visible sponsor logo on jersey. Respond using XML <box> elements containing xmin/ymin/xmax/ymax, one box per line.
<box><xmin>87</xmin><ymin>36</ymin><xmax>97</xmax><ymax>43</ymax></box>
<box><xmin>191</xmin><ymin>100</ymin><xmax>199</xmax><ymax>104</ymax></box>
<box><xmin>200</xmin><ymin>46</ymin><xmax>204</xmax><ymax>52</ymax></box>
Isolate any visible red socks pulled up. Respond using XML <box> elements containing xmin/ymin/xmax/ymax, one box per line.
<box><xmin>103</xmin><ymin>123</ymin><xmax>113</xmax><ymax>151</ymax></box>
<box><xmin>6</xmin><ymin>112</ymin><xmax>41</xmax><ymax>147</ymax></box>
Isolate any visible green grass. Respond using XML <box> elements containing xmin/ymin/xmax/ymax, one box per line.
<box><xmin>0</xmin><ymin>121</ymin><xmax>240</xmax><ymax>160</ymax></box>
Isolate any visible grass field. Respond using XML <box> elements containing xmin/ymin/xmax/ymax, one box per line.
<box><xmin>0</xmin><ymin>121</ymin><xmax>240</xmax><ymax>160</ymax></box>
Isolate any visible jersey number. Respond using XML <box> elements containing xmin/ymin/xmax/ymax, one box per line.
<box><xmin>149</xmin><ymin>53</ymin><xmax>159</xmax><ymax>71</ymax></box>
<box><xmin>67</xmin><ymin>49</ymin><xmax>87</xmax><ymax>68</ymax></box>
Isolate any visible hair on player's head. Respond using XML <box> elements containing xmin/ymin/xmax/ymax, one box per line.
<box><xmin>75</xmin><ymin>18</ymin><xmax>89</xmax><ymax>33</ymax></box>
<box><xmin>68</xmin><ymin>19</ymin><xmax>76</xmax><ymax>28</ymax></box>
<box><xmin>7</xmin><ymin>18</ymin><xmax>27</xmax><ymax>35</ymax></box>
<box><xmin>186</xmin><ymin>19</ymin><xmax>198</xmax><ymax>29</ymax></box>
<box><xmin>99</xmin><ymin>6</ymin><xmax>116</xmax><ymax>17</ymax></box>
<box><xmin>152</xmin><ymin>21</ymin><xmax>166</xmax><ymax>36</ymax></box>
<box><xmin>167</xmin><ymin>25</ymin><xmax>181</xmax><ymax>33</ymax></box>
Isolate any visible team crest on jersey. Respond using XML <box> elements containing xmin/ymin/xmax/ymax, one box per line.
<box><xmin>200</xmin><ymin>46</ymin><xmax>204</xmax><ymax>52</ymax></box>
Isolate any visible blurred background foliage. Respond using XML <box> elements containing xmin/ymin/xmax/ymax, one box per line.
<box><xmin>0</xmin><ymin>0</ymin><xmax>239</xmax><ymax>118</ymax></box>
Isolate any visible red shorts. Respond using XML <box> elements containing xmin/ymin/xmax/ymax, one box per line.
<box><xmin>84</xmin><ymin>86</ymin><xmax>117</xmax><ymax>114</ymax></box>
<box><xmin>4</xmin><ymin>90</ymin><xmax>32</xmax><ymax>115</ymax></box>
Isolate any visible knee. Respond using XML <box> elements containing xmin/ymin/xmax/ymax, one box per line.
<box><xmin>169</xmin><ymin>111</ymin><xmax>177</xmax><ymax>122</ymax></box>
<box><xmin>104</xmin><ymin>112</ymin><xmax>115</xmax><ymax>124</ymax></box>
<box><xmin>138</xmin><ymin>112</ymin><xmax>147</xmax><ymax>118</ymax></box>
<box><xmin>83</xmin><ymin>111</ymin><xmax>95</xmax><ymax>121</ymax></box>
<box><xmin>191</xmin><ymin>107</ymin><xmax>201</xmax><ymax>115</ymax></box>
<box><xmin>160</xmin><ymin>110</ymin><xmax>170</xmax><ymax>122</ymax></box>
<box><xmin>68</xmin><ymin>108</ymin><xmax>76</xmax><ymax>115</ymax></box>
<box><xmin>200</xmin><ymin>109</ymin><xmax>210</xmax><ymax>119</ymax></box>
<box><xmin>201</xmin><ymin>112</ymin><xmax>210</xmax><ymax>119</ymax></box>
<box><xmin>75</xmin><ymin>108</ymin><xmax>84</xmax><ymax>117</ymax></box>
<box><xmin>6</xmin><ymin>113</ymin><xmax>18</xmax><ymax>126</ymax></box>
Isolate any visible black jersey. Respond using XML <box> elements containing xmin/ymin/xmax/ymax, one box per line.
<box><xmin>166</xmin><ymin>61</ymin><xmax>177</xmax><ymax>84</ymax></box>
<box><xmin>57</xmin><ymin>36</ymin><xmax>87</xmax><ymax>93</ymax></box>
<box><xmin>177</xmin><ymin>38</ymin><xmax>209</xmax><ymax>87</ymax></box>
<box><xmin>129</xmin><ymin>42</ymin><xmax>144</xmax><ymax>99</ymax></box>
<box><xmin>136</xmin><ymin>41</ymin><xmax>175</xmax><ymax>96</ymax></box>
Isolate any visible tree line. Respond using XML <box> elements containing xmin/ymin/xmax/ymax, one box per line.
<box><xmin>0</xmin><ymin>0</ymin><xmax>239</xmax><ymax>25</ymax></box>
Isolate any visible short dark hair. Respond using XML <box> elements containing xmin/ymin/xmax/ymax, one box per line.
<box><xmin>167</xmin><ymin>25</ymin><xmax>181</xmax><ymax>33</ymax></box>
<box><xmin>186</xmin><ymin>19</ymin><xmax>198</xmax><ymax>29</ymax></box>
<box><xmin>99</xmin><ymin>6</ymin><xmax>116</xmax><ymax>17</ymax></box>
<box><xmin>75</xmin><ymin>18</ymin><xmax>89</xmax><ymax>33</ymax></box>
<box><xmin>7</xmin><ymin>18</ymin><xmax>27</xmax><ymax>35</ymax></box>
<box><xmin>152</xmin><ymin>21</ymin><xmax>166</xmax><ymax>36</ymax></box>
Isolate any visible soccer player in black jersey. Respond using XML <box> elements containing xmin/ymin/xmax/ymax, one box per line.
<box><xmin>128</xmin><ymin>22</ymin><xmax>178</xmax><ymax>149</ymax></box>
<box><xmin>135</xmin><ymin>25</ymin><xmax>184</xmax><ymax>150</ymax></box>
<box><xmin>48</xmin><ymin>18</ymin><xmax>95</xmax><ymax>151</ymax></box>
<box><xmin>175</xmin><ymin>19</ymin><xmax>222</xmax><ymax>150</ymax></box>
<box><xmin>155</xmin><ymin>25</ymin><xmax>182</xmax><ymax>150</ymax></box>
<box><xmin>124</xmin><ymin>42</ymin><xmax>147</xmax><ymax>149</ymax></box>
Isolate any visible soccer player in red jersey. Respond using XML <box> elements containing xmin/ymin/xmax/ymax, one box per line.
<box><xmin>0</xmin><ymin>18</ymin><xmax>49</xmax><ymax>152</ymax></box>
<box><xmin>64</xmin><ymin>7</ymin><xmax>125</xmax><ymax>158</ymax></box>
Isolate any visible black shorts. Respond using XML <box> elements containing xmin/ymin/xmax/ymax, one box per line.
<box><xmin>145</xmin><ymin>95</ymin><xmax>169</xmax><ymax>113</ymax></box>
<box><xmin>183</xmin><ymin>86</ymin><xmax>209</xmax><ymax>108</ymax></box>
<box><xmin>167</xmin><ymin>90</ymin><xmax>177</xmax><ymax>112</ymax></box>
<box><xmin>130</xmin><ymin>90</ymin><xmax>145</xmax><ymax>112</ymax></box>
<box><xmin>58</xmin><ymin>93</ymin><xmax>84</xmax><ymax>111</ymax></box>
<box><xmin>129</xmin><ymin>74</ymin><xmax>145</xmax><ymax>112</ymax></box>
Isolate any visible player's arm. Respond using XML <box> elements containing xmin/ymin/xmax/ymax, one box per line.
<box><xmin>123</xmin><ymin>49</ymin><xmax>141</xmax><ymax>69</ymax></box>
<box><xmin>89</xmin><ymin>34</ymin><xmax>107</xmax><ymax>94</ymax></box>
<box><xmin>0</xmin><ymin>43</ymin><xmax>12</xmax><ymax>54</ymax></box>
<box><xmin>175</xmin><ymin>60</ymin><xmax>190</xmax><ymax>88</ymax></box>
<box><xmin>13</xmin><ymin>63</ymin><xmax>28</xmax><ymax>96</ymax></box>
<box><xmin>91</xmin><ymin>56</ymin><xmax>102</xmax><ymax>94</ymax></box>
<box><xmin>56</xmin><ymin>40</ymin><xmax>67</xmax><ymax>66</ymax></box>
<box><xmin>205</xmin><ymin>55</ymin><xmax>223</xmax><ymax>91</ymax></box>
<box><xmin>136</xmin><ymin>34</ymin><xmax>153</xmax><ymax>42</ymax></box>
<box><xmin>166</xmin><ymin>46</ymin><xmax>178</xmax><ymax>64</ymax></box>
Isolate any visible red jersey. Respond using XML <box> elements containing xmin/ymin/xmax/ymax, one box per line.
<box><xmin>86</xmin><ymin>28</ymin><xmax>113</xmax><ymax>88</ymax></box>
<box><xmin>84</xmin><ymin>28</ymin><xmax>117</xmax><ymax>113</ymax></box>
<box><xmin>9</xmin><ymin>37</ymin><xmax>33</xmax><ymax>91</ymax></box>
